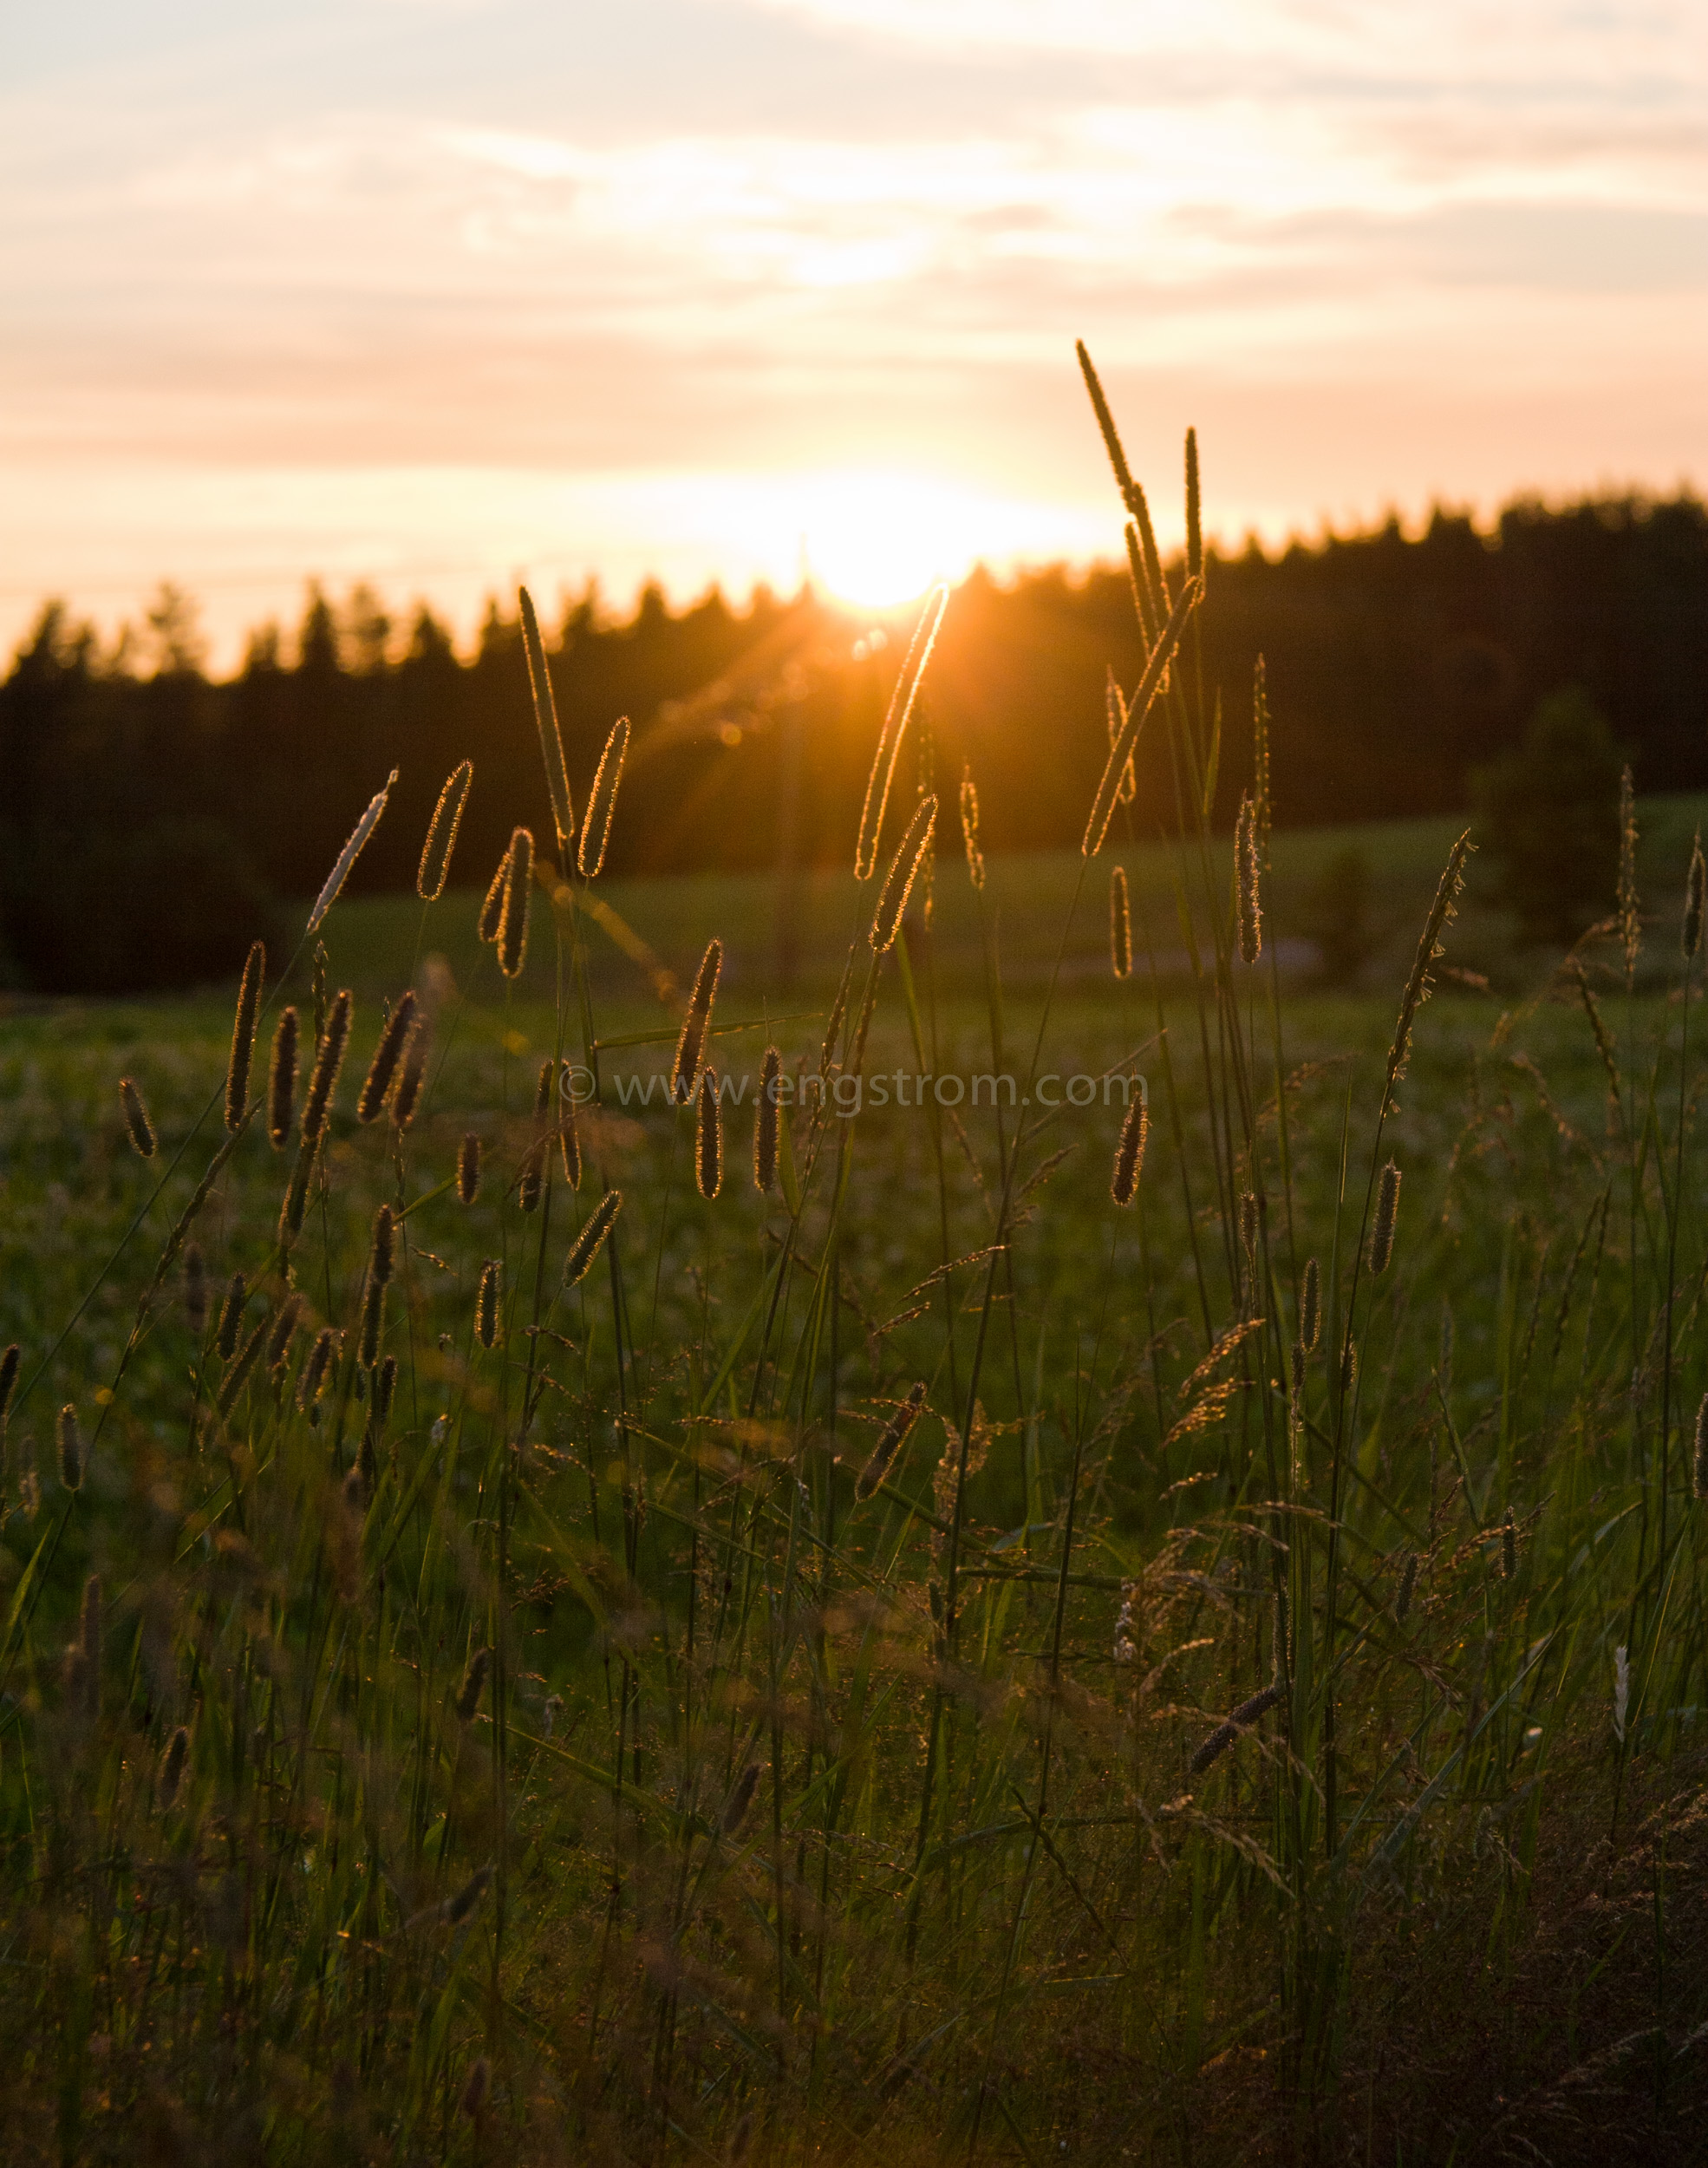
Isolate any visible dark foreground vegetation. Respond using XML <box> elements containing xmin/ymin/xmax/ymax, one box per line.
<box><xmin>2</xmin><ymin>483</ymin><xmax>1704</xmax><ymax>992</ymax></box>
<box><xmin>3</xmin><ymin>360</ymin><xmax>1707</xmax><ymax>2165</ymax></box>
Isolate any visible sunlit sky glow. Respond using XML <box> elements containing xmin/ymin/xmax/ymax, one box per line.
<box><xmin>2</xmin><ymin>0</ymin><xmax>1702</xmax><ymax>664</ymax></box>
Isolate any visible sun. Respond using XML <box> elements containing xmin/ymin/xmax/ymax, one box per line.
<box><xmin>798</xmin><ymin>468</ymin><xmax>999</xmax><ymax>610</ymax></box>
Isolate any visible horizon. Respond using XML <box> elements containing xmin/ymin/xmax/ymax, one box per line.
<box><xmin>12</xmin><ymin>480</ymin><xmax>1699</xmax><ymax>682</ymax></box>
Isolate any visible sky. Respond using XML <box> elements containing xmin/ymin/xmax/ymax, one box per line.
<box><xmin>1</xmin><ymin>0</ymin><xmax>1703</xmax><ymax>668</ymax></box>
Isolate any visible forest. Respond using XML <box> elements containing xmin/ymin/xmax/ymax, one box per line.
<box><xmin>2</xmin><ymin>490</ymin><xmax>1704</xmax><ymax>991</ymax></box>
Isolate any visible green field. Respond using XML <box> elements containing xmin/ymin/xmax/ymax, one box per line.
<box><xmin>3</xmin><ymin>774</ymin><xmax>1708</xmax><ymax>2165</ymax></box>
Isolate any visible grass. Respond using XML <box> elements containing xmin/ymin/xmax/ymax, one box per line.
<box><xmin>4</xmin><ymin>437</ymin><xmax>1708</xmax><ymax>2164</ymax></box>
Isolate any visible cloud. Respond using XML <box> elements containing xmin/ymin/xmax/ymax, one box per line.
<box><xmin>0</xmin><ymin>0</ymin><xmax>1700</xmax><ymax>659</ymax></box>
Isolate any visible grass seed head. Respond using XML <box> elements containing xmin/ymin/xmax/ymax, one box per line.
<box><xmin>854</xmin><ymin>585</ymin><xmax>948</xmax><ymax>882</ymax></box>
<box><xmin>1075</xmin><ymin>338</ymin><xmax>1139</xmax><ymax>514</ymax></box>
<box><xmin>1695</xmin><ymin>1394</ymin><xmax>1708</xmax><ymax>1501</ymax></box>
<box><xmin>1566</xmin><ymin>958</ymin><xmax>1621</xmax><ymax>1111</ymax></box>
<box><xmin>391</xmin><ymin>1020</ymin><xmax>429</xmax><ymax>1128</ymax></box>
<box><xmin>696</xmin><ymin>1068</ymin><xmax>723</xmax><ymax>1199</ymax></box>
<box><xmin>297</xmin><ymin>1327</ymin><xmax>339</xmax><ymax>1414</ymax></box>
<box><xmin>478</xmin><ymin>847</ymin><xmax>509</xmax><ymax>944</ymax></box>
<box><xmin>1110</xmin><ymin>865</ymin><xmax>1132</xmax><ymax>979</ymax></box>
<box><xmin>1301</xmin><ymin>1257</ymin><xmax>1321</xmax><ymax>1350</ymax></box>
<box><xmin>217</xmin><ymin>1313</ymin><xmax>270</xmax><ymax>1416</ymax></box>
<box><xmin>1184</xmin><ymin>426</ymin><xmax>1203</xmax><ymax>581</ymax></box>
<box><xmin>1105</xmin><ymin>668</ymin><xmax>1136</xmax><ymax>806</ymax></box>
<box><xmin>264</xmin><ymin>1292</ymin><xmax>303</xmax><ymax>1371</ymax></box>
<box><xmin>368</xmin><ymin>1204</ymin><xmax>397</xmax><ymax>1288</ymax></box>
<box><xmin>355</xmin><ymin>1271</ymin><xmax>387</xmax><ymax>1373</ymax></box>
<box><xmin>120</xmin><ymin>1076</ymin><xmax>157</xmax><ymax>1159</ymax></box>
<box><xmin>1133</xmin><ymin>479</ymin><xmax>1170</xmax><ymax>614</ymax></box>
<box><xmin>565</xmin><ymin>1191</ymin><xmax>623</xmax><ymax>1286</ymax></box>
<box><xmin>819</xmin><ymin>946</ymin><xmax>855</xmax><ymax>1081</ymax></box>
<box><xmin>1235</xmin><ymin>793</ymin><xmax>1262</xmax><ymax>964</ymax></box>
<box><xmin>722</xmin><ymin>1760</ymin><xmax>761</xmax><ymax>1836</ymax></box>
<box><xmin>1396</xmin><ymin>1551</ymin><xmax>1418</xmax><ymax>1622</ymax></box>
<box><xmin>374</xmin><ymin>1353</ymin><xmax>397</xmax><ymax>1423</ymax></box>
<box><xmin>1190</xmin><ymin>1682</ymin><xmax>1282</xmax><ymax>1775</ymax></box>
<box><xmin>1083</xmin><ymin>576</ymin><xmax>1201</xmax><ymax>857</ymax></box>
<box><xmin>357</xmin><ymin>991</ymin><xmax>419</xmax><ymax>1123</ymax></box>
<box><xmin>301</xmin><ymin>989</ymin><xmax>353</xmax><ymax>1148</ymax></box>
<box><xmin>278</xmin><ymin>1144</ymin><xmax>316</xmax><ymax>1251</ymax></box>
<box><xmin>672</xmin><ymin>939</ymin><xmax>723</xmax><ymax>1104</ymax></box>
<box><xmin>444</xmin><ymin>1864</ymin><xmax>492</xmax><ymax>1926</ymax></box>
<box><xmin>856</xmin><ymin>1382</ymin><xmax>927</xmax><ymax>1501</ymax></box>
<box><xmin>870</xmin><ymin>795</ymin><xmax>936</xmax><ymax>954</ymax></box>
<box><xmin>460</xmin><ymin>2058</ymin><xmax>491</xmax><ymax>2121</ymax></box>
<box><xmin>519</xmin><ymin>584</ymin><xmax>576</xmax><ymax>859</ymax></box>
<box><xmin>476</xmin><ymin>1259</ymin><xmax>500</xmax><ymax>1349</ymax></box>
<box><xmin>57</xmin><ymin>1404</ymin><xmax>83</xmax><ymax>1491</ymax></box>
<box><xmin>1123</xmin><ymin>522</ymin><xmax>1157</xmax><ymax>645</ymax></box>
<box><xmin>458</xmin><ymin>1132</ymin><xmax>482</xmax><ymax>1205</ymax></box>
<box><xmin>1685</xmin><ymin>828</ymin><xmax>1706</xmax><ymax>961</ymax></box>
<box><xmin>577</xmin><ymin>715</ymin><xmax>630</xmax><ymax>878</ymax></box>
<box><xmin>225</xmin><ymin>941</ymin><xmax>265</xmax><ymax>1133</ymax></box>
<box><xmin>518</xmin><ymin>1141</ymin><xmax>544</xmax><ymax>1213</ymax></box>
<box><xmin>497</xmin><ymin>826</ymin><xmax>533</xmax><ymax>979</ymax></box>
<box><xmin>307</xmin><ymin>770</ymin><xmax>397</xmax><ymax>934</ymax></box>
<box><xmin>1371</xmin><ymin>1159</ymin><xmax>1402</xmax><ymax>1274</ymax></box>
<box><xmin>158</xmin><ymin>1724</ymin><xmax>190</xmax><ymax>1808</ymax></box>
<box><xmin>754</xmin><ymin>1046</ymin><xmax>781</xmax><ymax>1193</ymax></box>
<box><xmin>456</xmin><ymin>1645</ymin><xmax>491</xmax><ymax>1724</ymax></box>
<box><xmin>1110</xmin><ymin>1094</ymin><xmax>1149</xmax><ymax>1207</ymax></box>
<box><xmin>1239</xmin><ymin>1189</ymin><xmax>1260</xmax><ymax>1256</ymax></box>
<box><xmin>1618</xmin><ymin>764</ymin><xmax>1640</xmax><ymax>987</ymax></box>
<box><xmin>959</xmin><ymin>762</ymin><xmax>986</xmax><ymax>890</ymax></box>
<box><xmin>267</xmin><ymin>1007</ymin><xmax>299</xmax><ymax>1149</ymax></box>
<box><xmin>216</xmin><ymin>1273</ymin><xmax>247</xmax><ymax>1361</ymax></box>
<box><xmin>417</xmin><ymin>760</ymin><xmax>473</xmax><ymax>903</ymax></box>
<box><xmin>1385</xmin><ymin>832</ymin><xmax>1472</xmax><ymax>1100</ymax></box>
<box><xmin>559</xmin><ymin>1084</ymin><xmax>583</xmax><ymax>1191</ymax></box>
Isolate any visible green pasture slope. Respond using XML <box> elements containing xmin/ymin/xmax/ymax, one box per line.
<box><xmin>2</xmin><ymin>799</ymin><xmax>1708</xmax><ymax>2162</ymax></box>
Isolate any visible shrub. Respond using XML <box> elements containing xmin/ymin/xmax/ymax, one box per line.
<box><xmin>1472</xmin><ymin>682</ymin><xmax>1624</xmax><ymax>944</ymax></box>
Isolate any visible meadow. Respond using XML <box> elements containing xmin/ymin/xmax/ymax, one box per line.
<box><xmin>3</xmin><ymin>401</ymin><xmax>1708</xmax><ymax>2167</ymax></box>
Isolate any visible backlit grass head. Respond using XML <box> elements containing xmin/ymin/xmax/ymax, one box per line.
<box><xmin>225</xmin><ymin>940</ymin><xmax>264</xmax><ymax>1133</ymax></box>
<box><xmin>417</xmin><ymin>760</ymin><xmax>473</xmax><ymax>903</ymax></box>
<box><xmin>119</xmin><ymin>1076</ymin><xmax>156</xmax><ymax>1159</ymax></box>
<box><xmin>672</xmin><ymin>940</ymin><xmax>722</xmax><ymax>1106</ymax></box>
<box><xmin>696</xmin><ymin>1069</ymin><xmax>724</xmax><ymax>1200</ymax></box>
<box><xmin>1110</xmin><ymin>865</ymin><xmax>1132</xmax><ymax>979</ymax></box>
<box><xmin>497</xmin><ymin>826</ymin><xmax>533</xmax><ymax>980</ymax></box>
<box><xmin>870</xmin><ymin>796</ymin><xmax>936</xmax><ymax>955</ymax></box>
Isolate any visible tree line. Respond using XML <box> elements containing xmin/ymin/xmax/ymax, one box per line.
<box><xmin>1</xmin><ymin>491</ymin><xmax>1702</xmax><ymax>991</ymax></box>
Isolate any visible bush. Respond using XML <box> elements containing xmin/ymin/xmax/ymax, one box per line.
<box><xmin>1299</xmin><ymin>845</ymin><xmax>1378</xmax><ymax>986</ymax></box>
<box><xmin>1472</xmin><ymin>683</ymin><xmax>1624</xmax><ymax>944</ymax></box>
